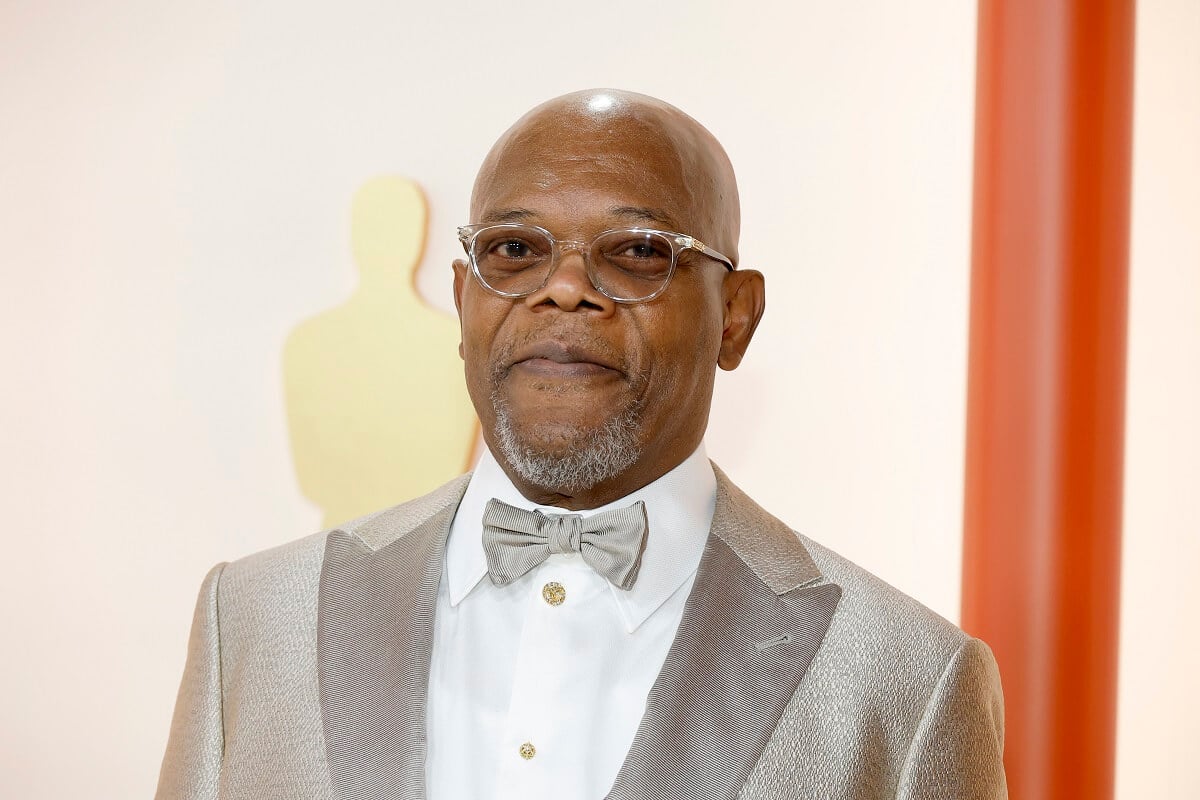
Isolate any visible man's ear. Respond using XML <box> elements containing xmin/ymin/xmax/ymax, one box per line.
<box><xmin>718</xmin><ymin>269</ymin><xmax>766</xmax><ymax>371</ymax></box>
<box><xmin>452</xmin><ymin>259</ymin><xmax>468</xmax><ymax>359</ymax></box>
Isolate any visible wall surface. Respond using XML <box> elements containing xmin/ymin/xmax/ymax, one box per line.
<box><xmin>0</xmin><ymin>1</ymin><xmax>1193</xmax><ymax>797</ymax></box>
<box><xmin>1117</xmin><ymin>0</ymin><xmax>1200</xmax><ymax>795</ymax></box>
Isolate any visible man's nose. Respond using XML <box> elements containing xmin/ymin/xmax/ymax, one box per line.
<box><xmin>523</xmin><ymin>247</ymin><xmax>616</xmax><ymax>315</ymax></box>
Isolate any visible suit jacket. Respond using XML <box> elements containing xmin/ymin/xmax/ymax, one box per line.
<box><xmin>156</xmin><ymin>466</ymin><xmax>1006</xmax><ymax>799</ymax></box>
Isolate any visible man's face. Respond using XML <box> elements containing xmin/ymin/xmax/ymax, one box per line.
<box><xmin>453</xmin><ymin>103</ymin><xmax>755</xmax><ymax>507</ymax></box>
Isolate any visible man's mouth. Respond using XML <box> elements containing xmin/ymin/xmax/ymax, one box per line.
<box><xmin>507</xmin><ymin>340</ymin><xmax>622</xmax><ymax>379</ymax></box>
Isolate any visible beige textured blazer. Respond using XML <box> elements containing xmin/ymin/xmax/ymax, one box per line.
<box><xmin>157</xmin><ymin>466</ymin><xmax>1006</xmax><ymax>799</ymax></box>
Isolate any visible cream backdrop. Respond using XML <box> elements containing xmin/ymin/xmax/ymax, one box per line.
<box><xmin>0</xmin><ymin>1</ymin><xmax>1194</xmax><ymax>798</ymax></box>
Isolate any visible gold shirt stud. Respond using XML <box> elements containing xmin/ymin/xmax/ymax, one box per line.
<box><xmin>542</xmin><ymin>581</ymin><xmax>566</xmax><ymax>606</ymax></box>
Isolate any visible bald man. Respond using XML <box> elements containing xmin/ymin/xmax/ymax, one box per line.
<box><xmin>158</xmin><ymin>90</ymin><xmax>1007</xmax><ymax>800</ymax></box>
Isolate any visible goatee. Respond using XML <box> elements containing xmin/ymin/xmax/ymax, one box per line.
<box><xmin>489</xmin><ymin>388</ymin><xmax>644</xmax><ymax>494</ymax></box>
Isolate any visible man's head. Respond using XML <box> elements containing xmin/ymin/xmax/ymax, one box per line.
<box><xmin>453</xmin><ymin>89</ymin><xmax>765</xmax><ymax>509</ymax></box>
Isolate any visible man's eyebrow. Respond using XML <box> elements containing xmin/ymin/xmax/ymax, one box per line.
<box><xmin>478</xmin><ymin>206</ymin><xmax>681</xmax><ymax>229</ymax></box>
<box><xmin>479</xmin><ymin>208</ymin><xmax>538</xmax><ymax>224</ymax></box>
<box><xmin>609</xmin><ymin>206</ymin><xmax>679</xmax><ymax>229</ymax></box>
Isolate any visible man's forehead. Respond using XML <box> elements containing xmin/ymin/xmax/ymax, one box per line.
<box><xmin>468</xmin><ymin>90</ymin><xmax>741</xmax><ymax>260</ymax></box>
<box><xmin>472</xmin><ymin>164</ymin><xmax>697</xmax><ymax>235</ymax></box>
<box><xmin>472</xmin><ymin>110</ymin><xmax>692</xmax><ymax>213</ymax></box>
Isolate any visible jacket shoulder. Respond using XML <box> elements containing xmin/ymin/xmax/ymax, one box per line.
<box><xmin>336</xmin><ymin>473</ymin><xmax>470</xmax><ymax>551</ymax></box>
<box><xmin>220</xmin><ymin>473</ymin><xmax>471</xmax><ymax>581</ymax></box>
<box><xmin>799</xmin><ymin>532</ymin><xmax>968</xmax><ymax>661</ymax></box>
<box><xmin>712</xmin><ymin>462</ymin><xmax>967</xmax><ymax>658</ymax></box>
<box><xmin>214</xmin><ymin>474</ymin><xmax>470</xmax><ymax>620</ymax></box>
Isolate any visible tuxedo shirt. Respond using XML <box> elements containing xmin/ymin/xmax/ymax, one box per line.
<box><xmin>426</xmin><ymin>445</ymin><xmax>715</xmax><ymax>799</ymax></box>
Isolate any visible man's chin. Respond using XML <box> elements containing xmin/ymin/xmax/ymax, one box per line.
<box><xmin>491</xmin><ymin>405</ymin><xmax>643</xmax><ymax>495</ymax></box>
<box><xmin>506</xmin><ymin>419</ymin><xmax>601</xmax><ymax>453</ymax></box>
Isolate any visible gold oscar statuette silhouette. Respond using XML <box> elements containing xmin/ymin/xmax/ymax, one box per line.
<box><xmin>283</xmin><ymin>176</ymin><xmax>478</xmax><ymax>528</ymax></box>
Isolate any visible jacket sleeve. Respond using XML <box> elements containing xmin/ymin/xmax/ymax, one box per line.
<box><xmin>896</xmin><ymin>636</ymin><xmax>1008</xmax><ymax>799</ymax></box>
<box><xmin>156</xmin><ymin>562</ymin><xmax>228</xmax><ymax>800</ymax></box>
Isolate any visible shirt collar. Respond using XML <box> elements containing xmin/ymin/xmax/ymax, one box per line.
<box><xmin>445</xmin><ymin>443</ymin><xmax>717</xmax><ymax>633</ymax></box>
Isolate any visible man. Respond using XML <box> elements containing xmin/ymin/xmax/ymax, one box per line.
<box><xmin>157</xmin><ymin>90</ymin><xmax>1006</xmax><ymax>799</ymax></box>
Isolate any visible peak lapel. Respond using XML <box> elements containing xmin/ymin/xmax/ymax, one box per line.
<box><xmin>318</xmin><ymin>499</ymin><xmax>457</xmax><ymax>800</ymax></box>
<box><xmin>608</xmin><ymin>469</ymin><xmax>842</xmax><ymax>800</ymax></box>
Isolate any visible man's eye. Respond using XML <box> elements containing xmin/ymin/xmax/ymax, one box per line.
<box><xmin>494</xmin><ymin>240</ymin><xmax>533</xmax><ymax>258</ymax></box>
<box><xmin>614</xmin><ymin>241</ymin><xmax>669</xmax><ymax>259</ymax></box>
<box><xmin>623</xmin><ymin>243</ymin><xmax>659</xmax><ymax>258</ymax></box>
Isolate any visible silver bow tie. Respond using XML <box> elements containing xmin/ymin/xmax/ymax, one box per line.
<box><xmin>481</xmin><ymin>498</ymin><xmax>649</xmax><ymax>590</ymax></box>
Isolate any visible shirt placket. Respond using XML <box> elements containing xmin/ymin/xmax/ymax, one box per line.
<box><xmin>493</xmin><ymin>553</ymin><xmax>608</xmax><ymax>799</ymax></box>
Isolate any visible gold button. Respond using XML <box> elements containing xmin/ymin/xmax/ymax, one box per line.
<box><xmin>542</xmin><ymin>581</ymin><xmax>566</xmax><ymax>606</ymax></box>
<box><xmin>519</xmin><ymin>741</ymin><xmax>536</xmax><ymax>760</ymax></box>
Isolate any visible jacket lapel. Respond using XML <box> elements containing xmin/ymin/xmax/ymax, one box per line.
<box><xmin>608</xmin><ymin>468</ymin><xmax>842</xmax><ymax>800</ymax></box>
<box><xmin>318</xmin><ymin>486</ymin><xmax>464</xmax><ymax>800</ymax></box>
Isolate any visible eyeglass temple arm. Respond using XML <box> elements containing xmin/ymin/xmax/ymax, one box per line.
<box><xmin>683</xmin><ymin>237</ymin><xmax>736</xmax><ymax>271</ymax></box>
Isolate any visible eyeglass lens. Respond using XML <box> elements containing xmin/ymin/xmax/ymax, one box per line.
<box><xmin>469</xmin><ymin>225</ymin><xmax>675</xmax><ymax>300</ymax></box>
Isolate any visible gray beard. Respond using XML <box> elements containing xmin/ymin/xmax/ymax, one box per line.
<box><xmin>490</xmin><ymin>388</ymin><xmax>644</xmax><ymax>494</ymax></box>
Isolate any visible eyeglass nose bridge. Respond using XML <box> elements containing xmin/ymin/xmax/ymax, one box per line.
<box><xmin>533</xmin><ymin>237</ymin><xmax>610</xmax><ymax>298</ymax></box>
<box><xmin>548</xmin><ymin>237</ymin><xmax>593</xmax><ymax>264</ymax></box>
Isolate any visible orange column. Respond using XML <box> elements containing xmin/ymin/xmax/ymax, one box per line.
<box><xmin>962</xmin><ymin>2</ymin><xmax>1135</xmax><ymax>799</ymax></box>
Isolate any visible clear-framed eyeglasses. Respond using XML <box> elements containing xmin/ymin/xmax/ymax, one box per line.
<box><xmin>457</xmin><ymin>223</ymin><xmax>736</xmax><ymax>304</ymax></box>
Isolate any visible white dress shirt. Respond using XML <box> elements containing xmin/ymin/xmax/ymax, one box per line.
<box><xmin>425</xmin><ymin>443</ymin><xmax>717</xmax><ymax>800</ymax></box>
